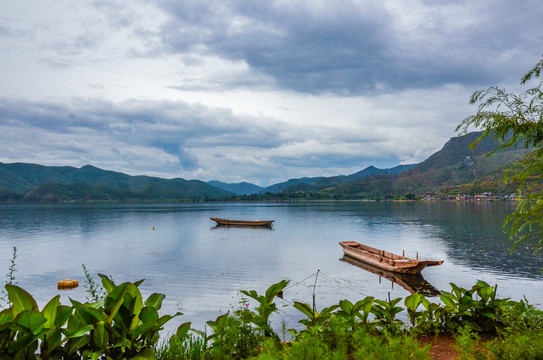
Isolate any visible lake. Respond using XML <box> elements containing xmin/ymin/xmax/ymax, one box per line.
<box><xmin>0</xmin><ymin>201</ymin><xmax>542</xmax><ymax>333</ymax></box>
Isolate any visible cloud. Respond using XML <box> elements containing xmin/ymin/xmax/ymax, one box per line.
<box><xmin>0</xmin><ymin>94</ymin><xmax>456</xmax><ymax>185</ymax></box>
<box><xmin>0</xmin><ymin>0</ymin><xmax>541</xmax><ymax>186</ymax></box>
<box><xmin>156</xmin><ymin>0</ymin><xmax>543</xmax><ymax>94</ymax></box>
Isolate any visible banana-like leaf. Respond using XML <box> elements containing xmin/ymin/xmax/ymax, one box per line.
<box><xmin>64</xmin><ymin>324</ymin><xmax>94</xmax><ymax>338</ymax></box>
<box><xmin>293</xmin><ymin>302</ymin><xmax>317</xmax><ymax>319</ymax></box>
<box><xmin>125</xmin><ymin>284</ymin><xmax>144</xmax><ymax>331</ymax></box>
<box><xmin>157</xmin><ymin>313</ymin><xmax>182</xmax><ymax>328</ymax></box>
<box><xmin>131</xmin><ymin>348</ymin><xmax>156</xmax><ymax>359</ymax></box>
<box><xmin>12</xmin><ymin>332</ymin><xmax>41</xmax><ymax>358</ymax></box>
<box><xmin>98</xmin><ymin>274</ymin><xmax>116</xmax><ymax>294</ymax></box>
<box><xmin>339</xmin><ymin>299</ymin><xmax>353</xmax><ymax>313</ymax></box>
<box><xmin>175</xmin><ymin>321</ymin><xmax>191</xmax><ymax>340</ymax></box>
<box><xmin>131</xmin><ymin>321</ymin><xmax>156</xmax><ymax>339</ymax></box>
<box><xmin>240</xmin><ymin>289</ymin><xmax>260</xmax><ymax>301</ymax></box>
<box><xmin>41</xmin><ymin>295</ymin><xmax>61</xmax><ymax>329</ymax></box>
<box><xmin>265</xmin><ymin>280</ymin><xmax>289</xmax><ymax>303</ymax></box>
<box><xmin>6</xmin><ymin>285</ymin><xmax>39</xmax><ymax>317</ymax></box>
<box><xmin>404</xmin><ymin>292</ymin><xmax>425</xmax><ymax>312</ymax></box>
<box><xmin>81</xmin><ymin>350</ymin><xmax>101</xmax><ymax>360</ymax></box>
<box><xmin>0</xmin><ymin>307</ymin><xmax>14</xmax><ymax>326</ymax></box>
<box><xmin>145</xmin><ymin>293</ymin><xmax>165</xmax><ymax>310</ymax></box>
<box><xmin>55</xmin><ymin>305</ymin><xmax>74</xmax><ymax>328</ymax></box>
<box><xmin>40</xmin><ymin>328</ymin><xmax>64</xmax><ymax>353</ymax></box>
<box><xmin>75</xmin><ymin>303</ymin><xmax>107</xmax><ymax>324</ymax></box>
<box><xmin>15</xmin><ymin>310</ymin><xmax>47</xmax><ymax>335</ymax></box>
<box><xmin>93</xmin><ymin>320</ymin><xmax>109</xmax><ymax>349</ymax></box>
<box><xmin>104</xmin><ymin>283</ymin><xmax>129</xmax><ymax>324</ymax></box>
<box><xmin>65</xmin><ymin>334</ymin><xmax>90</xmax><ymax>355</ymax></box>
<box><xmin>139</xmin><ymin>307</ymin><xmax>159</xmax><ymax>323</ymax></box>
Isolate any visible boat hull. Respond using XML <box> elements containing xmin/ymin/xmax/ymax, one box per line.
<box><xmin>210</xmin><ymin>217</ymin><xmax>274</xmax><ymax>227</ymax></box>
<box><xmin>340</xmin><ymin>255</ymin><xmax>441</xmax><ymax>296</ymax></box>
<box><xmin>339</xmin><ymin>241</ymin><xmax>443</xmax><ymax>275</ymax></box>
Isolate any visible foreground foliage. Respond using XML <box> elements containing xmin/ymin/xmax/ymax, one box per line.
<box><xmin>156</xmin><ymin>280</ymin><xmax>543</xmax><ymax>360</ymax></box>
<box><xmin>1</xmin><ymin>278</ymin><xmax>542</xmax><ymax>359</ymax></box>
<box><xmin>0</xmin><ymin>275</ymin><xmax>189</xmax><ymax>359</ymax></box>
<box><xmin>457</xmin><ymin>53</ymin><xmax>543</xmax><ymax>253</ymax></box>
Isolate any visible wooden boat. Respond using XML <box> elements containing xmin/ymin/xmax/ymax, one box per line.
<box><xmin>210</xmin><ymin>217</ymin><xmax>274</xmax><ymax>227</ymax></box>
<box><xmin>339</xmin><ymin>241</ymin><xmax>443</xmax><ymax>275</ymax></box>
<box><xmin>340</xmin><ymin>255</ymin><xmax>441</xmax><ymax>296</ymax></box>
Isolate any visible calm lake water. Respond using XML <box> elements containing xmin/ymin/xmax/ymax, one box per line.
<box><xmin>0</xmin><ymin>201</ymin><xmax>542</xmax><ymax>333</ymax></box>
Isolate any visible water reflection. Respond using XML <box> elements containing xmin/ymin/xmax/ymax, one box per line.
<box><xmin>409</xmin><ymin>202</ymin><xmax>543</xmax><ymax>278</ymax></box>
<box><xmin>340</xmin><ymin>255</ymin><xmax>441</xmax><ymax>297</ymax></box>
<box><xmin>1</xmin><ymin>201</ymin><xmax>542</xmax><ymax>332</ymax></box>
<box><xmin>211</xmin><ymin>225</ymin><xmax>273</xmax><ymax>230</ymax></box>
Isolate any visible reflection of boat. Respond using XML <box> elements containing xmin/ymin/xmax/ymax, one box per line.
<box><xmin>339</xmin><ymin>241</ymin><xmax>443</xmax><ymax>274</ymax></box>
<box><xmin>210</xmin><ymin>218</ymin><xmax>274</xmax><ymax>227</ymax></box>
<box><xmin>340</xmin><ymin>255</ymin><xmax>441</xmax><ymax>296</ymax></box>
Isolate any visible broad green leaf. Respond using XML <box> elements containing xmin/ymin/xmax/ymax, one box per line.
<box><xmin>240</xmin><ymin>289</ymin><xmax>260</xmax><ymax>301</ymax></box>
<box><xmin>6</xmin><ymin>285</ymin><xmax>39</xmax><ymax>317</ymax></box>
<box><xmin>265</xmin><ymin>280</ymin><xmax>289</xmax><ymax>303</ymax></box>
<box><xmin>404</xmin><ymin>292</ymin><xmax>424</xmax><ymax>312</ymax></box>
<box><xmin>131</xmin><ymin>321</ymin><xmax>156</xmax><ymax>339</ymax></box>
<box><xmin>104</xmin><ymin>283</ymin><xmax>129</xmax><ymax>324</ymax></box>
<box><xmin>157</xmin><ymin>313</ymin><xmax>182</xmax><ymax>328</ymax></box>
<box><xmin>81</xmin><ymin>350</ymin><xmax>101</xmax><ymax>360</ymax></box>
<box><xmin>55</xmin><ymin>305</ymin><xmax>73</xmax><ymax>328</ymax></box>
<box><xmin>41</xmin><ymin>295</ymin><xmax>61</xmax><ymax>329</ymax></box>
<box><xmin>320</xmin><ymin>305</ymin><xmax>339</xmax><ymax>316</ymax></box>
<box><xmin>41</xmin><ymin>328</ymin><xmax>65</xmax><ymax>353</ymax></box>
<box><xmin>293</xmin><ymin>301</ymin><xmax>316</xmax><ymax>319</ymax></box>
<box><xmin>12</xmin><ymin>332</ymin><xmax>41</xmax><ymax>357</ymax></box>
<box><xmin>139</xmin><ymin>307</ymin><xmax>159</xmax><ymax>323</ymax></box>
<box><xmin>15</xmin><ymin>310</ymin><xmax>47</xmax><ymax>335</ymax></box>
<box><xmin>339</xmin><ymin>299</ymin><xmax>353</xmax><ymax>313</ymax></box>
<box><xmin>145</xmin><ymin>293</ymin><xmax>165</xmax><ymax>310</ymax></box>
<box><xmin>132</xmin><ymin>347</ymin><xmax>156</xmax><ymax>359</ymax></box>
<box><xmin>64</xmin><ymin>324</ymin><xmax>94</xmax><ymax>338</ymax></box>
<box><xmin>0</xmin><ymin>308</ymin><xmax>14</xmax><ymax>326</ymax></box>
<box><xmin>93</xmin><ymin>320</ymin><xmax>109</xmax><ymax>349</ymax></box>
<box><xmin>65</xmin><ymin>335</ymin><xmax>90</xmax><ymax>355</ymax></box>
<box><xmin>478</xmin><ymin>287</ymin><xmax>494</xmax><ymax>302</ymax></box>
<box><xmin>98</xmin><ymin>274</ymin><xmax>116</xmax><ymax>294</ymax></box>
<box><xmin>125</xmin><ymin>284</ymin><xmax>144</xmax><ymax>330</ymax></box>
<box><xmin>74</xmin><ymin>303</ymin><xmax>107</xmax><ymax>324</ymax></box>
<box><xmin>69</xmin><ymin>298</ymin><xmax>83</xmax><ymax>308</ymax></box>
<box><xmin>175</xmin><ymin>321</ymin><xmax>191</xmax><ymax>340</ymax></box>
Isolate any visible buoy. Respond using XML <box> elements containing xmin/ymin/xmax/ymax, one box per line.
<box><xmin>153</xmin><ymin>226</ymin><xmax>155</xmax><ymax>230</ymax></box>
<box><xmin>58</xmin><ymin>279</ymin><xmax>78</xmax><ymax>289</ymax></box>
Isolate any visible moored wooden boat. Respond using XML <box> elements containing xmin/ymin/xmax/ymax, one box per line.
<box><xmin>210</xmin><ymin>217</ymin><xmax>274</xmax><ymax>227</ymax></box>
<box><xmin>339</xmin><ymin>241</ymin><xmax>443</xmax><ymax>275</ymax></box>
<box><xmin>340</xmin><ymin>255</ymin><xmax>441</xmax><ymax>296</ymax></box>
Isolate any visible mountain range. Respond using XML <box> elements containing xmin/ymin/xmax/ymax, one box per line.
<box><xmin>0</xmin><ymin>131</ymin><xmax>527</xmax><ymax>202</ymax></box>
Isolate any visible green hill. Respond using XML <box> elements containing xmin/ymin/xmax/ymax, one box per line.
<box><xmin>262</xmin><ymin>164</ymin><xmax>414</xmax><ymax>194</ymax></box>
<box><xmin>318</xmin><ymin>132</ymin><xmax>527</xmax><ymax>199</ymax></box>
<box><xmin>0</xmin><ymin>163</ymin><xmax>233</xmax><ymax>202</ymax></box>
<box><xmin>207</xmin><ymin>181</ymin><xmax>264</xmax><ymax>195</ymax></box>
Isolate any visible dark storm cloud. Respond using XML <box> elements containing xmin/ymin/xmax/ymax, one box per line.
<box><xmin>155</xmin><ymin>0</ymin><xmax>543</xmax><ymax>94</ymax></box>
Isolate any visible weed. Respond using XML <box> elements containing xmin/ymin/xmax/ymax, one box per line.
<box><xmin>81</xmin><ymin>263</ymin><xmax>106</xmax><ymax>302</ymax></box>
<box><xmin>0</xmin><ymin>246</ymin><xmax>17</xmax><ymax>308</ymax></box>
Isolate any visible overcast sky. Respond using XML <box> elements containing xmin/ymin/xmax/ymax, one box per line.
<box><xmin>1</xmin><ymin>0</ymin><xmax>542</xmax><ymax>186</ymax></box>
